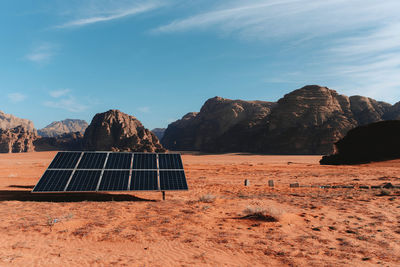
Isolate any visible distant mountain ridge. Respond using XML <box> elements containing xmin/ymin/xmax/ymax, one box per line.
<box><xmin>38</xmin><ymin>119</ymin><xmax>88</xmax><ymax>137</ymax></box>
<box><xmin>0</xmin><ymin>111</ymin><xmax>35</xmax><ymax>131</ymax></box>
<box><xmin>162</xmin><ymin>85</ymin><xmax>400</xmax><ymax>154</ymax></box>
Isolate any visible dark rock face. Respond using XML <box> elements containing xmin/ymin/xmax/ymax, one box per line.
<box><xmin>0</xmin><ymin>111</ymin><xmax>35</xmax><ymax>131</ymax></box>
<box><xmin>383</xmin><ymin>102</ymin><xmax>400</xmax><ymax>120</ymax></box>
<box><xmin>38</xmin><ymin>119</ymin><xmax>88</xmax><ymax>137</ymax></box>
<box><xmin>34</xmin><ymin>132</ymin><xmax>84</xmax><ymax>151</ymax></box>
<box><xmin>161</xmin><ymin>97</ymin><xmax>276</xmax><ymax>152</ymax></box>
<box><xmin>83</xmin><ymin>110</ymin><xmax>165</xmax><ymax>152</ymax></box>
<box><xmin>320</xmin><ymin>121</ymin><xmax>400</xmax><ymax>165</ymax></box>
<box><xmin>0</xmin><ymin>126</ymin><xmax>37</xmax><ymax>153</ymax></box>
<box><xmin>152</xmin><ymin>128</ymin><xmax>166</xmax><ymax>140</ymax></box>
<box><xmin>162</xmin><ymin>85</ymin><xmax>400</xmax><ymax>154</ymax></box>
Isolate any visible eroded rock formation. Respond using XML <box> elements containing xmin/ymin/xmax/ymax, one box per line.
<box><xmin>0</xmin><ymin>111</ymin><xmax>35</xmax><ymax>131</ymax></box>
<box><xmin>38</xmin><ymin>119</ymin><xmax>88</xmax><ymax>137</ymax></box>
<box><xmin>34</xmin><ymin>132</ymin><xmax>84</xmax><ymax>151</ymax></box>
<box><xmin>83</xmin><ymin>109</ymin><xmax>165</xmax><ymax>152</ymax></box>
<box><xmin>320</xmin><ymin>121</ymin><xmax>400</xmax><ymax>165</ymax></box>
<box><xmin>0</xmin><ymin>126</ymin><xmax>37</xmax><ymax>153</ymax></box>
<box><xmin>162</xmin><ymin>85</ymin><xmax>399</xmax><ymax>154</ymax></box>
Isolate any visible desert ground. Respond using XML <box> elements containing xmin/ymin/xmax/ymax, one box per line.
<box><xmin>0</xmin><ymin>152</ymin><xmax>399</xmax><ymax>266</ymax></box>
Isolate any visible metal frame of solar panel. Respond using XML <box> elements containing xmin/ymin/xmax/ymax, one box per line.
<box><xmin>32</xmin><ymin>151</ymin><xmax>188</xmax><ymax>193</ymax></box>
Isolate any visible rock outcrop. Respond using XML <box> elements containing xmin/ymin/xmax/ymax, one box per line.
<box><xmin>161</xmin><ymin>97</ymin><xmax>276</xmax><ymax>152</ymax></box>
<box><xmin>162</xmin><ymin>85</ymin><xmax>399</xmax><ymax>154</ymax></box>
<box><xmin>0</xmin><ymin>111</ymin><xmax>35</xmax><ymax>131</ymax></box>
<box><xmin>38</xmin><ymin>119</ymin><xmax>88</xmax><ymax>137</ymax></box>
<box><xmin>152</xmin><ymin>128</ymin><xmax>166</xmax><ymax>140</ymax></box>
<box><xmin>34</xmin><ymin>132</ymin><xmax>84</xmax><ymax>151</ymax></box>
<box><xmin>383</xmin><ymin>102</ymin><xmax>400</xmax><ymax>120</ymax></box>
<box><xmin>320</xmin><ymin>121</ymin><xmax>400</xmax><ymax>165</ymax></box>
<box><xmin>83</xmin><ymin>110</ymin><xmax>165</xmax><ymax>152</ymax></box>
<box><xmin>0</xmin><ymin>126</ymin><xmax>37</xmax><ymax>153</ymax></box>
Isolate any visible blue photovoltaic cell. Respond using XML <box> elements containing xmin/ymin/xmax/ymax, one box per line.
<box><xmin>32</xmin><ymin>170</ymin><xmax>73</xmax><ymax>192</ymax></box>
<box><xmin>77</xmin><ymin>153</ymin><xmax>107</xmax><ymax>169</ymax></box>
<box><xmin>158</xmin><ymin>153</ymin><xmax>183</xmax><ymax>169</ymax></box>
<box><xmin>159</xmin><ymin>171</ymin><xmax>188</xmax><ymax>190</ymax></box>
<box><xmin>66</xmin><ymin>170</ymin><xmax>101</xmax><ymax>191</ymax></box>
<box><xmin>132</xmin><ymin>153</ymin><xmax>157</xmax><ymax>169</ymax></box>
<box><xmin>98</xmin><ymin>171</ymin><xmax>129</xmax><ymax>191</ymax></box>
<box><xmin>130</xmin><ymin>170</ymin><xmax>158</xmax><ymax>190</ymax></box>
<box><xmin>33</xmin><ymin>152</ymin><xmax>189</xmax><ymax>193</ymax></box>
<box><xmin>105</xmin><ymin>153</ymin><xmax>132</xmax><ymax>169</ymax></box>
<box><xmin>48</xmin><ymin>152</ymin><xmax>81</xmax><ymax>169</ymax></box>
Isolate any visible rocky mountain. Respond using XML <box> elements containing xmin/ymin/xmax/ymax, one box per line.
<box><xmin>83</xmin><ymin>109</ymin><xmax>165</xmax><ymax>152</ymax></box>
<box><xmin>0</xmin><ymin>126</ymin><xmax>37</xmax><ymax>153</ymax></box>
<box><xmin>162</xmin><ymin>97</ymin><xmax>276</xmax><ymax>152</ymax></box>
<box><xmin>34</xmin><ymin>132</ymin><xmax>84</xmax><ymax>151</ymax></box>
<box><xmin>162</xmin><ymin>85</ymin><xmax>400</xmax><ymax>154</ymax></box>
<box><xmin>320</xmin><ymin>120</ymin><xmax>400</xmax><ymax>165</ymax></box>
<box><xmin>152</xmin><ymin>128</ymin><xmax>166</xmax><ymax>140</ymax></box>
<box><xmin>38</xmin><ymin>119</ymin><xmax>88</xmax><ymax>137</ymax></box>
<box><xmin>0</xmin><ymin>111</ymin><xmax>35</xmax><ymax>131</ymax></box>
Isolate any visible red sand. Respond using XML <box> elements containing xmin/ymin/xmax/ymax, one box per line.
<box><xmin>0</xmin><ymin>152</ymin><xmax>399</xmax><ymax>266</ymax></box>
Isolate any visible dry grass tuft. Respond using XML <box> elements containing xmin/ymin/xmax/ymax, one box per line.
<box><xmin>198</xmin><ymin>194</ymin><xmax>216</xmax><ymax>203</ymax></box>
<box><xmin>241</xmin><ymin>206</ymin><xmax>282</xmax><ymax>222</ymax></box>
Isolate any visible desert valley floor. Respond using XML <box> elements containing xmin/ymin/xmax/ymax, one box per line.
<box><xmin>0</xmin><ymin>152</ymin><xmax>399</xmax><ymax>266</ymax></box>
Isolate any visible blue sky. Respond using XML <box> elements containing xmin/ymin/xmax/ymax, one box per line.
<box><xmin>1</xmin><ymin>0</ymin><xmax>399</xmax><ymax>129</ymax></box>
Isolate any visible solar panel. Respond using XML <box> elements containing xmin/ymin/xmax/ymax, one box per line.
<box><xmin>32</xmin><ymin>170</ymin><xmax>73</xmax><ymax>192</ymax></box>
<box><xmin>48</xmin><ymin>152</ymin><xmax>81</xmax><ymax>169</ymax></box>
<box><xmin>105</xmin><ymin>153</ymin><xmax>132</xmax><ymax>169</ymax></box>
<box><xmin>158</xmin><ymin>153</ymin><xmax>183</xmax><ymax>169</ymax></box>
<box><xmin>132</xmin><ymin>153</ymin><xmax>157</xmax><ymax>169</ymax></box>
<box><xmin>160</xmin><ymin>170</ymin><xmax>188</xmax><ymax>190</ymax></box>
<box><xmin>33</xmin><ymin>152</ymin><xmax>188</xmax><ymax>193</ymax></box>
<box><xmin>130</xmin><ymin>170</ymin><xmax>158</xmax><ymax>190</ymax></box>
<box><xmin>77</xmin><ymin>152</ymin><xmax>107</xmax><ymax>169</ymax></box>
<box><xmin>66</xmin><ymin>170</ymin><xmax>102</xmax><ymax>191</ymax></box>
<box><xmin>98</xmin><ymin>171</ymin><xmax>130</xmax><ymax>191</ymax></box>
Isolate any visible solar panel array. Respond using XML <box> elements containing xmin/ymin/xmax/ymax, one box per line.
<box><xmin>32</xmin><ymin>152</ymin><xmax>188</xmax><ymax>193</ymax></box>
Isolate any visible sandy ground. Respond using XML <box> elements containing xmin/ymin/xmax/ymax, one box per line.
<box><xmin>0</xmin><ymin>152</ymin><xmax>399</xmax><ymax>266</ymax></box>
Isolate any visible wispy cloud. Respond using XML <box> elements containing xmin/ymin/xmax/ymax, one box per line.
<box><xmin>49</xmin><ymin>89</ymin><xmax>71</xmax><ymax>98</ymax></box>
<box><xmin>56</xmin><ymin>2</ymin><xmax>162</xmax><ymax>29</ymax></box>
<box><xmin>44</xmin><ymin>90</ymin><xmax>88</xmax><ymax>112</ymax></box>
<box><xmin>137</xmin><ymin>106</ymin><xmax>150</xmax><ymax>113</ymax></box>
<box><xmin>26</xmin><ymin>43</ymin><xmax>56</xmax><ymax>64</ymax></box>
<box><xmin>7</xmin><ymin>93</ymin><xmax>27</xmax><ymax>103</ymax></box>
<box><xmin>155</xmin><ymin>1</ymin><xmax>400</xmax><ymax>40</ymax></box>
<box><xmin>153</xmin><ymin>0</ymin><xmax>400</xmax><ymax>102</ymax></box>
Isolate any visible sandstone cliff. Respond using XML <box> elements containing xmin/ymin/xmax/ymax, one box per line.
<box><xmin>161</xmin><ymin>97</ymin><xmax>276</xmax><ymax>152</ymax></box>
<box><xmin>0</xmin><ymin>126</ymin><xmax>37</xmax><ymax>153</ymax></box>
<box><xmin>320</xmin><ymin>120</ymin><xmax>400</xmax><ymax>165</ymax></box>
<box><xmin>152</xmin><ymin>128</ymin><xmax>166</xmax><ymax>140</ymax></box>
<box><xmin>83</xmin><ymin>110</ymin><xmax>165</xmax><ymax>152</ymax></box>
<box><xmin>34</xmin><ymin>132</ymin><xmax>84</xmax><ymax>151</ymax></box>
<box><xmin>0</xmin><ymin>111</ymin><xmax>35</xmax><ymax>131</ymax></box>
<box><xmin>38</xmin><ymin>119</ymin><xmax>88</xmax><ymax>137</ymax></box>
<box><xmin>162</xmin><ymin>85</ymin><xmax>400</xmax><ymax>154</ymax></box>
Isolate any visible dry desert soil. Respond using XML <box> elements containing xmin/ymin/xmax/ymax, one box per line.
<box><xmin>0</xmin><ymin>152</ymin><xmax>399</xmax><ymax>266</ymax></box>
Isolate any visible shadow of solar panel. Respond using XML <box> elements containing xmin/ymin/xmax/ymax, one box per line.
<box><xmin>160</xmin><ymin>170</ymin><xmax>188</xmax><ymax>190</ymax></box>
<box><xmin>132</xmin><ymin>153</ymin><xmax>157</xmax><ymax>169</ymax></box>
<box><xmin>66</xmin><ymin>170</ymin><xmax>101</xmax><ymax>191</ymax></box>
<box><xmin>32</xmin><ymin>170</ymin><xmax>73</xmax><ymax>192</ymax></box>
<box><xmin>98</xmin><ymin>171</ymin><xmax>129</xmax><ymax>191</ymax></box>
<box><xmin>105</xmin><ymin>153</ymin><xmax>132</xmax><ymax>169</ymax></box>
<box><xmin>48</xmin><ymin>152</ymin><xmax>81</xmax><ymax>169</ymax></box>
<box><xmin>130</xmin><ymin>170</ymin><xmax>158</xmax><ymax>190</ymax></box>
<box><xmin>158</xmin><ymin>153</ymin><xmax>183</xmax><ymax>169</ymax></box>
<box><xmin>77</xmin><ymin>152</ymin><xmax>107</xmax><ymax>169</ymax></box>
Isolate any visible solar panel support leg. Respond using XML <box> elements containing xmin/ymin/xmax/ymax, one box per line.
<box><xmin>162</xmin><ymin>191</ymin><xmax>165</xmax><ymax>200</ymax></box>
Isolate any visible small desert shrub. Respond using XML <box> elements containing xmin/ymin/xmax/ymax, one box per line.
<box><xmin>241</xmin><ymin>206</ymin><xmax>281</xmax><ymax>222</ymax></box>
<box><xmin>198</xmin><ymin>194</ymin><xmax>216</xmax><ymax>203</ymax></box>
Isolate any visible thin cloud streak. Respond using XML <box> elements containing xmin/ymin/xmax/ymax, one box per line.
<box><xmin>44</xmin><ymin>90</ymin><xmax>88</xmax><ymax>112</ymax></box>
<box><xmin>26</xmin><ymin>43</ymin><xmax>56</xmax><ymax>64</ymax></box>
<box><xmin>8</xmin><ymin>93</ymin><xmax>27</xmax><ymax>103</ymax></box>
<box><xmin>49</xmin><ymin>89</ymin><xmax>71</xmax><ymax>98</ymax></box>
<box><xmin>56</xmin><ymin>3</ymin><xmax>161</xmax><ymax>28</ymax></box>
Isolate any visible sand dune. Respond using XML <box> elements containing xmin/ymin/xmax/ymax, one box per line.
<box><xmin>0</xmin><ymin>152</ymin><xmax>399</xmax><ymax>266</ymax></box>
